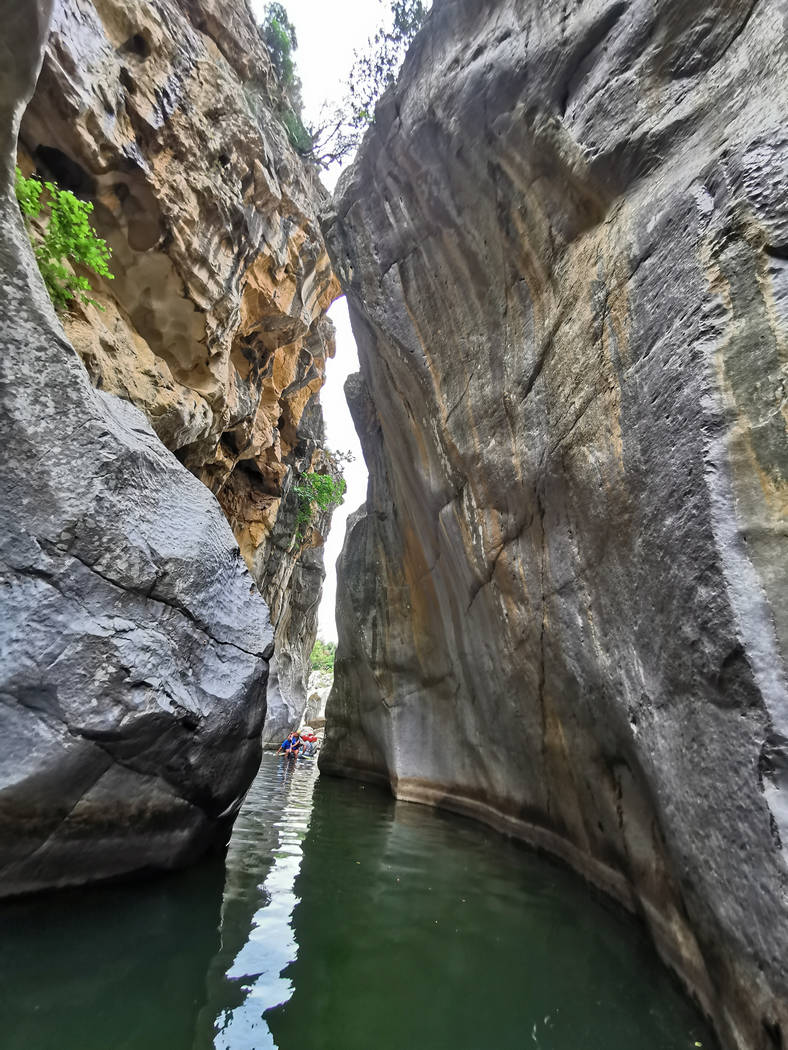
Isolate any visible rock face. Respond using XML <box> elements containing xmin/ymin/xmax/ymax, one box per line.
<box><xmin>304</xmin><ymin>676</ymin><xmax>332</xmax><ymax>729</ymax></box>
<box><xmin>0</xmin><ymin>0</ymin><xmax>272</xmax><ymax>896</ymax></box>
<box><xmin>17</xmin><ymin>0</ymin><xmax>341</xmax><ymax>732</ymax></box>
<box><xmin>322</xmin><ymin>1</ymin><xmax>788</xmax><ymax>1046</ymax></box>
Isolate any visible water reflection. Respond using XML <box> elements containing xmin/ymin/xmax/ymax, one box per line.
<box><xmin>0</xmin><ymin>859</ymin><xmax>225</xmax><ymax>1050</ymax></box>
<box><xmin>0</xmin><ymin>755</ymin><xmax>716</xmax><ymax>1050</ymax></box>
<box><xmin>267</xmin><ymin>778</ymin><xmax>715</xmax><ymax>1050</ymax></box>
<box><xmin>197</xmin><ymin>757</ymin><xmax>317</xmax><ymax>1050</ymax></box>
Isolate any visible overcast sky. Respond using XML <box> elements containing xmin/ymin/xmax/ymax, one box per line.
<box><xmin>249</xmin><ymin>0</ymin><xmax>384</xmax><ymax>640</ymax></box>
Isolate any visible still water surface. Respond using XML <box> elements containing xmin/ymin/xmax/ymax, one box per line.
<box><xmin>0</xmin><ymin>754</ymin><xmax>716</xmax><ymax>1050</ymax></box>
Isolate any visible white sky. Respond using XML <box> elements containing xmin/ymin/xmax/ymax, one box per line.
<box><xmin>249</xmin><ymin>0</ymin><xmax>384</xmax><ymax>640</ymax></box>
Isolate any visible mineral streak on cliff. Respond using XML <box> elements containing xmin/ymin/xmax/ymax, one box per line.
<box><xmin>321</xmin><ymin>1</ymin><xmax>788</xmax><ymax>1047</ymax></box>
<box><xmin>0</xmin><ymin>0</ymin><xmax>274</xmax><ymax>896</ymax></box>
<box><xmin>17</xmin><ymin>0</ymin><xmax>342</xmax><ymax>733</ymax></box>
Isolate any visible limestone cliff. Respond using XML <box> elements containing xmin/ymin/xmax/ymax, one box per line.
<box><xmin>0</xmin><ymin>0</ymin><xmax>272</xmax><ymax>896</ymax></box>
<box><xmin>17</xmin><ymin>0</ymin><xmax>341</xmax><ymax>735</ymax></box>
<box><xmin>322</xmin><ymin>2</ymin><xmax>788</xmax><ymax>1047</ymax></box>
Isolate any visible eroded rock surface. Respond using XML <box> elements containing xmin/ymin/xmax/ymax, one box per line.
<box><xmin>18</xmin><ymin>0</ymin><xmax>341</xmax><ymax>730</ymax></box>
<box><xmin>0</xmin><ymin>0</ymin><xmax>272</xmax><ymax>896</ymax></box>
<box><xmin>322</xmin><ymin>2</ymin><xmax>788</xmax><ymax>1046</ymax></box>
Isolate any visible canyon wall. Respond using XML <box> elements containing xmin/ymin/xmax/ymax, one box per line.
<box><xmin>322</xmin><ymin>1</ymin><xmax>788</xmax><ymax>1047</ymax></box>
<box><xmin>17</xmin><ymin>0</ymin><xmax>341</xmax><ymax>737</ymax></box>
<box><xmin>0</xmin><ymin>0</ymin><xmax>273</xmax><ymax>896</ymax></box>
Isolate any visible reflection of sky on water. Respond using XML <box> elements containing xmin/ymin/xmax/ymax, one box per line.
<box><xmin>212</xmin><ymin>760</ymin><xmax>318</xmax><ymax>1050</ymax></box>
<box><xmin>0</xmin><ymin>753</ymin><xmax>716</xmax><ymax>1050</ymax></box>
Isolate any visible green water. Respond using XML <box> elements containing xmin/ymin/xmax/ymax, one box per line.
<box><xmin>0</xmin><ymin>754</ymin><xmax>716</xmax><ymax>1050</ymax></box>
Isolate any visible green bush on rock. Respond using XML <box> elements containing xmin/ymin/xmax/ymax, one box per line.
<box><xmin>293</xmin><ymin>471</ymin><xmax>346</xmax><ymax>541</ymax></box>
<box><xmin>14</xmin><ymin>167</ymin><xmax>113</xmax><ymax>310</ymax></box>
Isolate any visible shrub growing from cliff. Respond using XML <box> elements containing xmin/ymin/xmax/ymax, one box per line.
<box><xmin>293</xmin><ymin>471</ymin><xmax>346</xmax><ymax>540</ymax></box>
<box><xmin>14</xmin><ymin>167</ymin><xmax>113</xmax><ymax>310</ymax></box>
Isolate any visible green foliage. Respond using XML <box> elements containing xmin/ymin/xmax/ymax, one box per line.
<box><xmin>310</xmin><ymin>0</ymin><xmax>429</xmax><ymax>166</ymax></box>
<box><xmin>14</xmin><ymin>167</ymin><xmax>113</xmax><ymax>310</ymax></box>
<box><xmin>260</xmin><ymin>4</ymin><xmax>314</xmax><ymax>154</ymax></box>
<box><xmin>259</xmin><ymin>1</ymin><xmax>429</xmax><ymax>167</ymax></box>
<box><xmin>310</xmin><ymin>638</ymin><xmax>336</xmax><ymax>674</ymax></box>
<box><xmin>280</xmin><ymin>107</ymin><xmax>313</xmax><ymax>154</ymax></box>
<box><xmin>261</xmin><ymin>2</ymin><xmax>298</xmax><ymax>87</ymax></box>
<box><xmin>293</xmin><ymin>471</ymin><xmax>347</xmax><ymax>540</ymax></box>
<box><xmin>348</xmin><ymin>0</ymin><xmax>428</xmax><ymax>128</ymax></box>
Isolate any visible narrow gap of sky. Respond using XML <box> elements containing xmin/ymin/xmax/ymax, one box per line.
<box><xmin>249</xmin><ymin>0</ymin><xmax>382</xmax><ymax>641</ymax></box>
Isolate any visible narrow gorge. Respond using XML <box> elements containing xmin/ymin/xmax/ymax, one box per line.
<box><xmin>0</xmin><ymin>1</ymin><xmax>786</xmax><ymax>1049</ymax></box>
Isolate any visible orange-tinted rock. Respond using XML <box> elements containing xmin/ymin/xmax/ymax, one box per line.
<box><xmin>19</xmin><ymin>0</ymin><xmax>342</xmax><ymax>732</ymax></box>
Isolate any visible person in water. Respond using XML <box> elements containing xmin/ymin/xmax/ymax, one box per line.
<box><xmin>278</xmin><ymin>731</ymin><xmax>300</xmax><ymax>757</ymax></box>
<box><xmin>300</xmin><ymin>733</ymin><xmax>318</xmax><ymax>758</ymax></box>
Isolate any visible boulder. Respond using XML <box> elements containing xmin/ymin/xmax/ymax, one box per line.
<box><xmin>0</xmin><ymin>0</ymin><xmax>272</xmax><ymax>897</ymax></box>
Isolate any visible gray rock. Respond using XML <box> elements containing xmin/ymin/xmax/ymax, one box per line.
<box><xmin>0</xmin><ymin>0</ymin><xmax>272</xmax><ymax>897</ymax></box>
<box><xmin>258</xmin><ymin>399</ymin><xmax>338</xmax><ymax>745</ymax></box>
<box><xmin>322</xmin><ymin>1</ymin><xmax>788</xmax><ymax>1047</ymax></box>
<box><xmin>304</xmin><ymin>683</ymin><xmax>330</xmax><ymax>727</ymax></box>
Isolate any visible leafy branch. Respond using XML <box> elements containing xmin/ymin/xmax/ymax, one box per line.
<box><xmin>15</xmin><ymin>166</ymin><xmax>113</xmax><ymax>311</ymax></box>
<box><xmin>293</xmin><ymin>471</ymin><xmax>347</xmax><ymax>541</ymax></box>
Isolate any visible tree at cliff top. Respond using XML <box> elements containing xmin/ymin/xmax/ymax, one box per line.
<box><xmin>260</xmin><ymin>2</ymin><xmax>312</xmax><ymax>153</ymax></box>
<box><xmin>261</xmin><ymin>0</ymin><xmax>430</xmax><ymax>167</ymax></box>
<box><xmin>311</xmin><ymin>638</ymin><xmax>336</xmax><ymax>674</ymax></box>
<box><xmin>310</xmin><ymin>0</ymin><xmax>430</xmax><ymax>166</ymax></box>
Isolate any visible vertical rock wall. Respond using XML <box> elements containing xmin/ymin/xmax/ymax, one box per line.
<box><xmin>17</xmin><ymin>0</ymin><xmax>342</xmax><ymax>734</ymax></box>
<box><xmin>0</xmin><ymin>0</ymin><xmax>273</xmax><ymax>896</ymax></box>
<box><xmin>322</xmin><ymin>1</ymin><xmax>788</xmax><ymax>1047</ymax></box>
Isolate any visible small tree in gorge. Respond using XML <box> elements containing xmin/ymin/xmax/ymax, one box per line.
<box><xmin>261</xmin><ymin>2</ymin><xmax>298</xmax><ymax>89</ymax></box>
<box><xmin>293</xmin><ymin>471</ymin><xmax>347</xmax><ymax>541</ymax></box>
<box><xmin>261</xmin><ymin>3</ymin><xmax>312</xmax><ymax>153</ymax></box>
<box><xmin>310</xmin><ymin>639</ymin><xmax>336</xmax><ymax>674</ymax></box>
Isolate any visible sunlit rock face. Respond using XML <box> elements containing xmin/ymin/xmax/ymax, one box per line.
<box><xmin>321</xmin><ymin>1</ymin><xmax>788</xmax><ymax>1046</ymax></box>
<box><xmin>18</xmin><ymin>0</ymin><xmax>341</xmax><ymax>731</ymax></box>
<box><xmin>0</xmin><ymin>0</ymin><xmax>272</xmax><ymax>896</ymax></box>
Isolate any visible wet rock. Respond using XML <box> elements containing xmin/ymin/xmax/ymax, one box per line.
<box><xmin>0</xmin><ymin>0</ymin><xmax>271</xmax><ymax>896</ymax></box>
<box><xmin>322</xmin><ymin>1</ymin><xmax>788</xmax><ymax>1046</ymax></box>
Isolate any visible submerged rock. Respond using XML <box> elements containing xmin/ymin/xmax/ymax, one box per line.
<box><xmin>0</xmin><ymin>0</ymin><xmax>271</xmax><ymax>896</ymax></box>
<box><xmin>322</xmin><ymin>1</ymin><xmax>788</xmax><ymax>1046</ymax></box>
